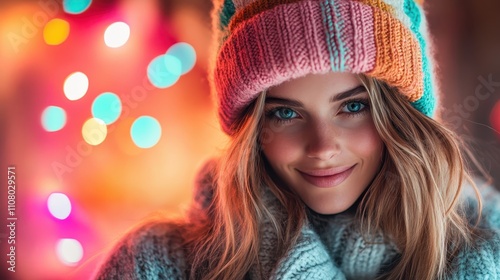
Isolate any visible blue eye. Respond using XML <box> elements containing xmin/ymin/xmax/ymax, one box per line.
<box><xmin>274</xmin><ymin>108</ymin><xmax>298</xmax><ymax>120</ymax></box>
<box><xmin>342</xmin><ymin>101</ymin><xmax>366</xmax><ymax>113</ymax></box>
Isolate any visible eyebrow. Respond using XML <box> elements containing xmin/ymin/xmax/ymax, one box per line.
<box><xmin>265</xmin><ymin>85</ymin><xmax>366</xmax><ymax>107</ymax></box>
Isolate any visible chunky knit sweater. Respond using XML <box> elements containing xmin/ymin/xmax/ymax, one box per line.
<box><xmin>95</xmin><ymin>160</ymin><xmax>500</xmax><ymax>279</ymax></box>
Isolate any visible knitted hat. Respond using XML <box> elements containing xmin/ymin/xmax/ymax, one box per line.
<box><xmin>210</xmin><ymin>0</ymin><xmax>438</xmax><ymax>135</ymax></box>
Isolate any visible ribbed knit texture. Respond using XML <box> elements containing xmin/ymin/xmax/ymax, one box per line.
<box><xmin>95</xmin><ymin>160</ymin><xmax>500</xmax><ymax>279</ymax></box>
<box><xmin>210</xmin><ymin>0</ymin><xmax>439</xmax><ymax>135</ymax></box>
<box><xmin>94</xmin><ymin>222</ymin><xmax>187</xmax><ymax>279</ymax></box>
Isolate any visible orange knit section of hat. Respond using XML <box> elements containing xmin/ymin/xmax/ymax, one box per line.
<box><xmin>368</xmin><ymin>7</ymin><xmax>423</xmax><ymax>102</ymax></box>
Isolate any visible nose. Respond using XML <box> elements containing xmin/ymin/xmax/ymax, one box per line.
<box><xmin>305</xmin><ymin>121</ymin><xmax>341</xmax><ymax>160</ymax></box>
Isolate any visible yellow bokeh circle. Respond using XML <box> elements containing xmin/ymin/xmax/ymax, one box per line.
<box><xmin>82</xmin><ymin>118</ymin><xmax>107</xmax><ymax>146</ymax></box>
<box><xmin>43</xmin><ymin>18</ymin><xmax>70</xmax><ymax>45</ymax></box>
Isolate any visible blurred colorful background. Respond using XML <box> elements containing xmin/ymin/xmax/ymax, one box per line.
<box><xmin>1</xmin><ymin>0</ymin><xmax>499</xmax><ymax>279</ymax></box>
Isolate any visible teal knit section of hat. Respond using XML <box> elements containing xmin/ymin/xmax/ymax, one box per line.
<box><xmin>404</xmin><ymin>0</ymin><xmax>436</xmax><ymax>117</ymax></box>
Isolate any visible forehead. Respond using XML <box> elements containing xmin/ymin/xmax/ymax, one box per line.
<box><xmin>267</xmin><ymin>72</ymin><xmax>362</xmax><ymax>98</ymax></box>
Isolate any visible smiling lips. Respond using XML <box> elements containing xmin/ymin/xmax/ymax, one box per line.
<box><xmin>298</xmin><ymin>164</ymin><xmax>356</xmax><ymax>188</ymax></box>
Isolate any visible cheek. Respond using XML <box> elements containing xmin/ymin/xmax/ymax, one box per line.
<box><xmin>343</xmin><ymin>121</ymin><xmax>384</xmax><ymax>159</ymax></box>
<box><xmin>260</xmin><ymin>128</ymin><xmax>302</xmax><ymax>166</ymax></box>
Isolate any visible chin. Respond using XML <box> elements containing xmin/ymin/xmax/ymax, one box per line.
<box><xmin>308</xmin><ymin>203</ymin><xmax>353</xmax><ymax>215</ymax></box>
<box><xmin>306</xmin><ymin>194</ymin><xmax>363</xmax><ymax>215</ymax></box>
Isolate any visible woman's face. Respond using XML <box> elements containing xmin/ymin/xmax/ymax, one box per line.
<box><xmin>260</xmin><ymin>72</ymin><xmax>384</xmax><ymax>214</ymax></box>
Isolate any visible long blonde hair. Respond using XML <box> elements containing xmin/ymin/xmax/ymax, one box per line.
<box><xmin>184</xmin><ymin>75</ymin><xmax>482</xmax><ymax>280</ymax></box>
<box><xmin>184</xmin><ymin>91</ymin><xmax>306</xmax><ymax>280</ymax></box>
<box><xmin>358</xmin><ymin>75</ymin><xmax>482</xmax><ymax>279</ymax></box>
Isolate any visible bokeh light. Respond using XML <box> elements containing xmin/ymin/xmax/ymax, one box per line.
<box><xmin>147</xmin><ymin>54</ymin><xmax>182</xmax><ymax>88</ymax></box>
<box><xmin>166</xmin><ymin>42</ymin><xmax>196</xmax><ymax>75</ymax></box>
<box><xmin>64</xmin><ymin>72</ymin><xmax>89</xmax><ymax>101</ymax></box>
<box><xmin>41</xmin><ymin>106</ymin><xmax>67</xmax><ymax>132</ymax></box>
<box><xmin>491</xmin><ymin>100</ymin><xmax>500</xmax><ymax>137</ymax></box>
<box><xmin>82</xmin><ymin>118</ymin><xmax>107</xmax><ymax>146</ymax></box>
<box><xmin>91</xmin><ymin>92</ymin><xmax>122</xmax><ymax>124</ymax></box>
<box><xmin>104</xmin><ymin>22</ymin><xmax>130</xmax><ymax>48</ymax></box>
<box><xmin>56</xmin><ymin>239</ymin><xmax>84</xmax><ymax>266</ymax></box>
<box><xmin>43</xmin><ymin>19</ymin><xmax>70</xmax><ymax>46</ymax></box>
<box><xmin>63</xmin><ymin>0</ymin><xmax>92</xmax><ymax>15</ymax></box>
<box><xmin>130</xmin><ymin>116</ymin><xmax>162</xmax><ymax>148</ymax></box>
<box><xmin>47</xmin><ymin>193</ymin><xmax>72</xmax><ymax>220</ymax></box>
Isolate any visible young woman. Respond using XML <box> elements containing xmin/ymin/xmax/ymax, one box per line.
<box><xmin>95</xmin><ymin>0</ymin><xmax>500</xmax><ymax>279</ymax></box>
